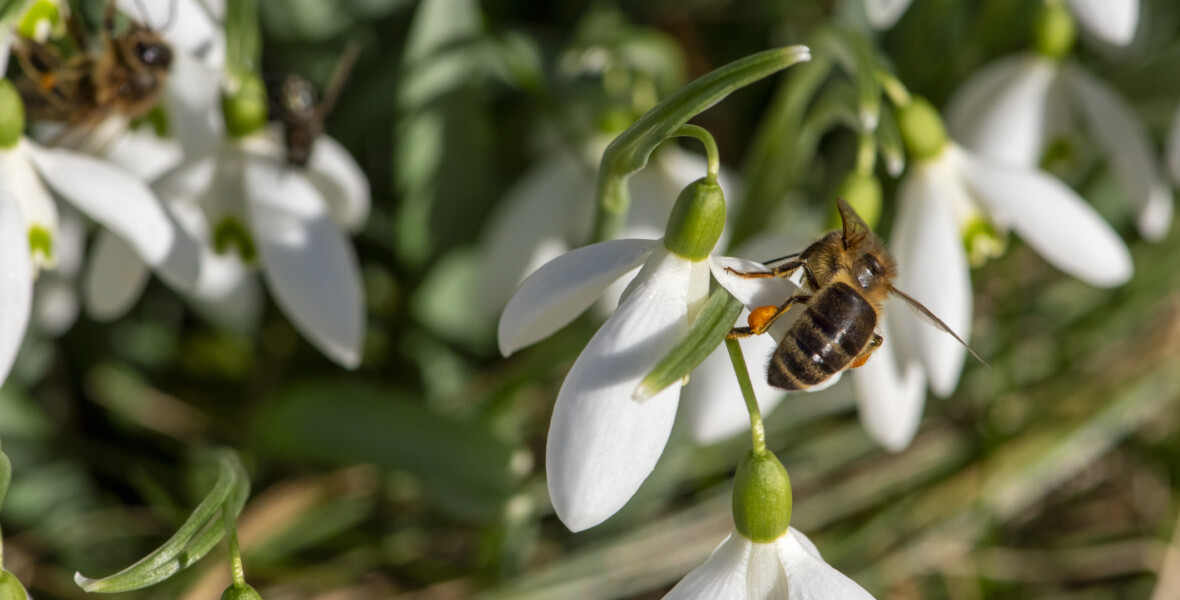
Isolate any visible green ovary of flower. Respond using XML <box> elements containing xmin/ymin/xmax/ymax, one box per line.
<box><xmin>0</xmin><ymin>570</ymin><xmax>28</xmax><ymax>600</ymax></box>
<box><xmin>0</xmin><ymin>80</ymin><xmax>26</xmax><ymax>149</ymax></box>
<box><xmin>16</xmin><ymin>0</ymin><xmax>59</xmax><ymax>40</ymax></box>
<box><xmin>829</xmin><ymin>171</ymin><xmax>882</xmax><ymax>231</ymax></box>
<box><xmin>28</xmin><ymin>226</ymin><xmax>52</xmax><ymax>264</ymax></box>
<box><xmin>663</xmin><ymin>177</ymin><xmax>726</xmax><ymax>261</ymax></box>
<box><xmin>1034</xmin><ymin>1</ymin><xmax>1077</xmax><ymax>61</ymax></box>
<box><xmin>732</xmin><ymin>449</ymin><xmax>792</xmax><ymax>543</ymax></box>
<box><xmin>221</xmin><ymin>72</ymin><xmax>268</xmax><ymax>139</ymax></box>
<box><xmin>962</xmin><ymin>217</ymin><xmax>1007</xmax><ymax>268</ymax></box>
<box><xmin>220</xmin><ymin>583</ymin><xmax>263</xmax><ymax>600</ymax></box>
<box><xmin>895</xmin><ymin>96</ymin><xmax>948</xmax><ymax>162</ymax></box>
<box><xmin>214</xmin><ymin>218</ymin><xmax>258</xmax><ymax>263</ymax></box>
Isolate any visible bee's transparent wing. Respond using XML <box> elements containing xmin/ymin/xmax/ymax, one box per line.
<box><xmin>889</xmin><ymin>286</ymin><xmax>989</xmax><ymax>367</ymax></box>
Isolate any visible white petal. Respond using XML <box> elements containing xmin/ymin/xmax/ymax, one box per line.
<box><xmin>153</xmin><ymin>155</ymin><xmax>219</xmax><ymax>204</ymax></box>
<box><xmin>0</xmin><ymin>148</ymin><xmax>58</xmax><ymax>269</ymax></box>
<box><xmin>1066</xmin><ymin>64</ymin><xmax>1172</xmax><ymax>241</ymax></box>
<box><xmin>663</xmin><ymin>533</ymin><xmax>751</xmax><ymax>600</ymax></box>
<box><xmin>709</xmin><ymin>256</ymin><xmax>799</xmax><ymax>310</ymax></box>
<box><xmin>777</xmin><ymin>531</ymin><xmax>875</xmax><ymax>599</ymax></box>
<box><xmin>851</xmin><ymin>315</ymin><xmax>927</xmax><ymax>452</ymax></box>
<box><xmin>0</xmin><ymin>191</ymin><xmax>34</xmax><ymax>384</ymax></box>
<box><xmin>1067</xmin><ymin>0</ymin><xmax>1139</xmax><ymax>46</ymax></box>
<box><xmin>893</xmin><ymin>160</ymin><xmax>972</xmax><ymax>397</ymax></box>
<box><xmin>683</xmin><ymin>320</ymin><xmax>783</xmax><ymax>445</ymax></box>
<box><xmin>864</xmin><ymin>0</ymin><xmax>913</xmax><ymax>29</ymax></box>
<box><xmin>497</xmin><ymin>238</ymin><xmax>656</xmax><ymax>357</ymax></box>
<box><xmin>190</xmin><ymin>264</ymin><xmax>263</xmax><ymax>332</ymax></box>
<box><xmin>546</xmin><ymin>248</ymin><xmax>691</xmax><ymax>531</ymax></box>
<box><xmin>102</xmin><ymin>127</ymin><xmax>185</xmax><ymax>182</ymax></box>
<box><xmin>25</xmin><ymin>142</ymin><xmax>187</xmax><ymax>272</ymax></box>
<box><xmin>34</xmin><ymin>277</ymin><xmax>78</xmax><ymax>336</ymax></box>
<box><xmin>748</xmin><ymin>539</ymin><xmax>789</xmax><ymax>599</ymax></box>
<box><xmin>480</xmin><ymin>151</ymin><xmax>589</xmax><ymax>316</ymax></box>
<box><xmin>305</xmin><ymin>135</ymin><xmax>370</xmax><ymax>232</ymax></box>
<box><xmin>946</xmin><ymin>54</ymin><xmax>1057</xmax><ymax>167</ymax></box>
<box><xmin>83</xmin><ymin>231</ymin><xmax>151</xmax><ymax>321</ymax></box>
<box><xmin>245</xmin><ymin>157</ymin><xmax>366</xmax><ymax>368</ymax></box>
<box><xmin>165</xmin><ymin>51</ymin><xmax>224</xmax><ymax>158</ymax></box>
<box><xmin>958</xmin><ymin>148</ymin><xmax>1133</xmax><ymax>287</ymax></box>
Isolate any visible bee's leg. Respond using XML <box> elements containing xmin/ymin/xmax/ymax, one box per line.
<box><xmin>850</xmin><ymin>334</ymin><xmax>884</xmax><ymax>369</ymax></box>
<box><xmin>725</xmin><ymin>258</ymin><xmax>804</xmax><ymax>280</ymax></box>
<box><xmin>727</xmin><ymin>293</ymin><xmax>811</xmax><ymax>338</ymax></box>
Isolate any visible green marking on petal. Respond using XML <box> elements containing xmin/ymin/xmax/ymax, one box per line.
<box><xmin>962</xmin><ymin>216</ymin><xmax>1007</xmax><ymax>268</ymax></box>
<box><xmin>214</xmin><ymin>217</ymin><xmax>258</xmax><ymax>263</ymax></box>
<box><xmin>732</xmin><ymin>449</ymin><xmax>792</xmax><ymax>543</ymax></box>
<box><xmin>16</xmin><ymin>0</ymin><xmax>60</xmax><ymax>40</ymax></box>
<box><xmin>28</xmin><ymin>225</ymin><xmax>53</xmax><ymax>263</ymax></box>
<box><xmin>0</xmin><ymin>80</ymin><xmax>26</xmax><ymax>149</ymax></box>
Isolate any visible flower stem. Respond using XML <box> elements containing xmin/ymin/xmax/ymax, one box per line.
<box><xmin>856</xmin><ymin>133</ymin><xmax>876</xmax><ymax>174</ymax></box>
<box><xmin>672</xmin><ymin>124</ymin><xmax>720</xmax><ymax>182</ymax></box>
<box><xmin>222</xmin><ymin>501</ymin><xmax>246</xmax><ymax>587</ymax></box>
<box><xmin>878</xmin><ymin>69</ymin><xmax>912</xmax><ymax>107</ymax></box>
<box><xmin>725</xmin><ymin>337</ymin><xmax>766</xmax><ymax>454</ymax></box>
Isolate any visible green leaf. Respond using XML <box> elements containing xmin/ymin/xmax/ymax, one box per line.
<box><xmin>74</xmin><ymin>450</ymin><xmax>250</xmax><ymax>593</ymax></box>
<box><xmin>225</xmin><ymin>0</ymin><xmax>261</xmax><ymax>75</ymax></box>
<box><xmin>874</xmin><ymin>103</ymin><xmax>906</xmax><ymax>176</ymax></box>
<box><xmin>0</xmin><ymin>446</ymin><xmax>10</xmax><ymax>512</ymax></box>
<box><xmin>634</xmin><ymin>287</ymin><xmax>744</xmax><ymax>401</ymax></box>
<box><xmin>815</xmin><ymin>25</ymin><xmax>882</xmax><ymax>133</ymax></box>
<box><xmin>593</xmin><ymin>45</ymin><xmax>812</xmax><ymax>242</ymax></box>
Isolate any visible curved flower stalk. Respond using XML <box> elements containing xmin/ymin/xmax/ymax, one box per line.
<box><xmin>946</xmin><ymin>9</ymin><xmax>1170</xmax><ymax>241</ymax></box>
<box><xmin>863</xmin><ymin>0</ymin><xmax>1139</xmax><ymax>46</ymax></box>
<box><xmin>849</xmin><ymin>97</ymin><xmax>1132</xmax><ymax>451</ymax></box>
<box><xmin>664</xmin><ymin>528</ymin><xmax>873</xmax><ymax>599</ymax></box>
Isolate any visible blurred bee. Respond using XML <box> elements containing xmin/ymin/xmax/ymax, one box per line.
<box><xmin>13</xmin><ymin>0</ymin><xmax>173</xmax><ymax>129</ymax></box>
<box><xmin>728</xmin><ymin>198</ymin><xmax>984</xmax><ymax>390</ymax></box>
<box><xmin>271</xmin><ymin>44</ymin><xmax>359</xmax><ymax>167</ymax></box>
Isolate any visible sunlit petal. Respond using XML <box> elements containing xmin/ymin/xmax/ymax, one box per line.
<box><xmin>0</xmin><ymin>190</ymin><xmax>33</xmax><ymax>384</ymax></box>
<box><xmin>958</xmin><ymin>148</ymin><xmax>1133</xmax><ymax>287</ymax></box>
<box><xmin>305</xmin><ymin>135</ymin><xmax>370</xmax><ymax>232</ymax></box>
<box><xmin>893</xmin><ymin>159</ymin><xmax>972</xmax><ymax>397</ymax></box>
<box><xmin>851</xmin><ymin>314</ymin><xmax>927</xmax><ymax>452</ymax></box>
<box><xmin>777</xmin><ymin>531</ymin><xmax>875</xmax><ymax>599</ymax></box>
<box><xmin>546</xmin><ymin>248</ymin><xmax>691</xmax><ymax>531</ymax></box>
<box><xmin>1066</xmin><ymin>64</ymin><xmax>1172</xmax><ymax>241</ymax></box>
<box><xmin>864</xmin><ymin>0</ymin><xmax>913</xmax><ymax>29</ymax></box>
<box><xmin>83</xmin><ymin>231</ymin><xmax>151</xmax><ymax>322</ymax></box>
<box><xmin>747</xmin><ymin>539</ymin><xmax>788</xmax><ymax>599</ymax></box>
<box><xmin>709</xmin><ymin>256</ymin><xmax>799</xmax><ymax>310</ymax></box>
<box><xmin>498</xmin><ymin>238</ymin><xmax>656</xmax><ymax>357</ymax></box>
<box><xmin>946</xmin><ymin>54</ymin><xmax>1056</xmax><ymax>167</ymax></box>
<box><xmin>1066</xmin><ymin>0</ymin><xmax>1139</xmax><ymax>46</ymax></box>
<box><xmin>663</xmin><ymin>533</ymin><xmax>751</xmax><ymax>600</ymax></box>
<box><xmin>103</xmin><ymin>127</ymin><xmax>185</xmax><ymax>182</ymax></box>
<box><xmin>0</xmin><ymin>148</ymin><xmax>58</xmax><ymax>269</ymax></box>
<box><xmin>245</xmin><ymin>156</ymin><xmax>365</xmax><ymax>368</ymax></box>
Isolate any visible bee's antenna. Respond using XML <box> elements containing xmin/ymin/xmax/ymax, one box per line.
<box><xmin>760</xmin><ymin>252</ymin><xmax>801</xmax><ymax>265</ymax></box>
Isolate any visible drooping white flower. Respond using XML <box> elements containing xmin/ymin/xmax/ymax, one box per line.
<box><xmin>863</xmin><ymin>0</ymin><xmax>1139</xmax><ymax>45</ymax></box>
<box><xmin>664</xmin><ymin>528</ymin><xmax>873</xmax><ymax>599</ymax></box>
<box><xmin>947</xmin><ymin>53</ymin><xmax>1172</xmax><ymax>241</ymax></box>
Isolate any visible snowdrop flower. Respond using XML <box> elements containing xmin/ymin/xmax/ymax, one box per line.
<box><xmin>849</xmin><ymin>96</ymin><xmax>1132</xmax><ymax>450</ymax></box>
<box><xmin>947</xmin><ymin>1</ymin><xmax>1169</xmax><ymax>241</ymax></box>
<box><xmin>0</xmin><ymin>79</ymin><xmax>195</xmax><ymax>384</ymax></box>
<box><xmin>137</xmin><ymin>73</ymin><xmax>369</xmax><ymax>367</ymax></box>
<box><xmin>499</xmin><ymin>173</ymin><xmax>788</xmax><ymax>531</ymax></box>
<box><xmin>665</xmin><ymin>450</ymin><xmax>872</xmax><ymax>599</ymax></box>
<box><xmin>864</xmin><ymin>0</ymin><xmax>1138</xmax><ymax>46</ymax></box>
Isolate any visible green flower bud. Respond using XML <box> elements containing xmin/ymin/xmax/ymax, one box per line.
<box><xmin>732</xmin><ymin>449</ymin><xmax>792</xmax><ymax>543</ymax></box>
<box><xmin>0</xmin><ymin>80</ymin><xmax>26</xmax><ymax>150</ymax></box>
<box><xmin>213</xmin><ymin>217</ymin><xmax>258</xmax><ymax>263</ymax></box>
<box><xmin>222</xmin><ymin>72</ymin><xmax>268</xmax><ymax>138</ymax></box>
<box><xmin>828</xmin><ymin>172</ymin><xmax>882</xmax><ymax>231</ymax></box>
<box><xmin>221</xmin><ymin>582</ymin><xmax>263</xmax><ymax>600</ymax></box>
<box><xmin>895</xmin><ymin>96</ymin><xmax>948</xmax><ymax>162</ymax></box>
<box><xmin>663</xmin><ymin>177</ymin><xmax>726</xmax><ymax>261</ymax></box>
<box><xmin>0</xmin><ymin>571</ymin><xmax>28</xmax><ymax>600</ymax></box>
<box><xmin>1034</xmin><ymin>2</ymin><xmax>1077</xmax><ymax>61</ymax></box>
<box><xmin>16</xmin><ymin>0</ymin><xmax>60</xmax><ymax>40</ymax></box>
<box><xmin>962</xmin><ymin>216</ymin><xmax>1007</xmax><ymax>268</ymax></box>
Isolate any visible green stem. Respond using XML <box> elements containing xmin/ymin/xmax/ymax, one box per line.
<box><xmin>725</xmin><ymin>337</ymin><xmax>766</xmax><ymax>454</ymax></box>
<box><xmin>878</xmin><ymin>69</ymin><xmax>912</xmax><ymax>107</ymax></box>
<box><xmin>856</xmin><ymin>133</ymin><xmax>877</xmax><ymax>174</ymax></box>
<box><xmin>672</xmin><ymin>124</ymin><xmax>720</xmax><ymax>182</ymax></box>
<box><xmin>222</xmin><ymin>501</ymin><xmax>246</xmax><ymax>587</ymax></box>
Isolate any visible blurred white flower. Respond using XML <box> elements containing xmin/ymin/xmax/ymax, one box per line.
<box><xmin>852</xmin><ymin>141</ymin><xmax>1132</xmax><ymax>450</ymax></box>
<box><xmin>498</xmin><ymin>241</ymin><xmax>785</xmax><ymax>531</ymax></box>
<box><xmin>663</xmin><ymin>528</ymin><xmax>873</xmax><ymax>599</ymax></box>
<box><xmin>142</xmin><ymin>128</ymin><xmax>370</xmax><ymax>368</ymax></box>
<box><xmin>863</xmin><ymin>0</ymin><xmax>1139</xmax><ymax>45</ymax></box>
<box><xmin>947</xmin><ymin>54</ymin><xmax>1171</xmax><ymax>241</ymax></box>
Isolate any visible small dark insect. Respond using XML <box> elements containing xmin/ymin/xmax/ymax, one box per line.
<box><xmin>271</xmin><ymin>44</ymin><xmax>359</xmax><ymax>167</ymax></box>
<box><xmin>13</xmin><ymin>0</ymin><xmax>173</xmax><ymax>130</ymax></box>
<box><xmin>727</xmin><ymin>198</ymin><xmax>985</xmax><ymax>390</ymax></box>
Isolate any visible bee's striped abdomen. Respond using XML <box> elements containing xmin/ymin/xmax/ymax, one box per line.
<box><xmin>768</xmin><ymin>282</ymin><xmax>877</xmax><ymax>390</ymax></box>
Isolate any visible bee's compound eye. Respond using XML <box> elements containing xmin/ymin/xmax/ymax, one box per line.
<box><xmin>863</xmin><ymin>253</ymin><xmax>885</xmax><ymax>276</ymax></box>
<box><xmin>135</xmin><ymin>41</ymin><xmax>172</xmax><ymax>68</ymax></box>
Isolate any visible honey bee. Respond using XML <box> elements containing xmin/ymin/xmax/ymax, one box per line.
<box><xmin>727</xmin><ymin>198</ymin><xmax>984</xmax><ymax>390</ymax></box>
<box><xmin>13</xmin><ymin>0</ymin><xmax>172</xmax><ymax>129</ymax></box>
<box><xmin>271</xmin><ymin>44</ymin><xmax>359</xmax><ymax>167</ymax></box>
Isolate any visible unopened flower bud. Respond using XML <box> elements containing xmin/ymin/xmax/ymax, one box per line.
<box><xmin>222</xmin><ymin>72</ymin><xmax>268</xmax><ymax>138</ymax></box>
<box><xmin>221</xmin><ymin>582</ymin><xmax>263</xmax><ymax>600</ymax></box>
<box><xmin>895</xmin><ymin>96</ymin><xmax>948</xmax><ymax>162</ymax></box>
<box><xmin>829</xmin><ymin>172</ymin><xmax>882</xmax><ymax>231</ymax></box>
<box><xmin>663</xmin><ymin>177</ymin><xmax>726</xmax><ymax>261</ymax></box>
<box><xmin>732</xmin><ymin>450</ymin><xmax>792</xmax><ymax>543</ymax></box>
<box><xmin>0</xmin><ymin>80</ymin><xmax>26</xmax><ymax>150</ymax></box>
<box><xmin>1034</xmin><ymin>2</ymin><xmax>1077</xmax><ymax>61</ymax></box>
<box><xmin>0</xmin><ymin>570</ymin><xmax>28</xmax><ymax>600</ymax></box>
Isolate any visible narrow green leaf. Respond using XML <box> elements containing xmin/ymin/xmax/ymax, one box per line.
<box><xmin>0</xmin><ymin>445</ymin><xmax>10</xmax><ymax>512</ymax></box>
<box><xmin>816</xmin><ymin>26</ymin><xmax>882</xmax><ymax>133</ymax></box>
<box><xmin>634</xmin><ymin>287</ymin><xmax>744</xmax><ymax>401</ymax></box>
<box><xmin>74</xmin><ymin>450</ymin><xmax>250</xmax><ymax>593</ymax></box>
<box><xmin>874</xmin><ymin>103</ymin><xmax>906</xmax><ymax>176</ymax></box>
<box><xmin>225</xmin><ymin>0</ymin><xmax>261</xmax><ymax>75</ymax></box>
<box><xmin>593</xmin><ymin>45</ymin><xmax>812</xmax><ymax>242</ymax></box>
